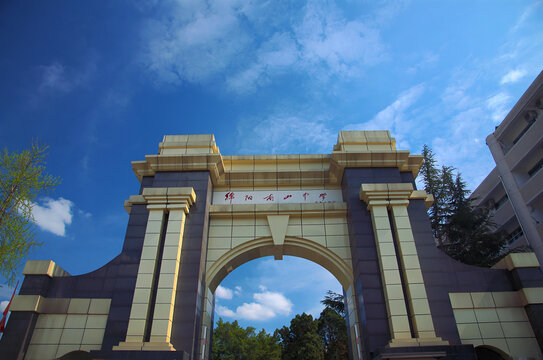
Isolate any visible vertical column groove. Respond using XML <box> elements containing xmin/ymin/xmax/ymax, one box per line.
<box><xmin>388</xmin><ymin>208</ymin><xmax>416</xmax><ymax>339</ymax></box>
<box><xmin>144</xmin><ymin>212</ymin><xmax>169</xmax><ymax>342</ymax></box>
<box><xmin>361</xmin><ymin>183</ymin><xmax>449</xmax><ymax>348</ymax></box>
<box><xmin>114</xmin><ymin>187</ymin><xmax>196</xmax><ymax>352</ymax></box>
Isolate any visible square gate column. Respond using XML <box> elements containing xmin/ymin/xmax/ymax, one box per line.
<box><xmin>114</xmin><ymin>187</ymin><xmax>196</xmax><ymax>352</ymax></box>
<box><xmin>389</xmin><ymin>200</ymin><xmax>437</xmax><ymax>340</ymax></box>
<box><xmin>360</xmin><ymin>183</ymin><xmax>448</xmax><ymax>348</ymax></box>
<box><xmin>360</xmin><ymin>184</ymin><xmax>413</xmax><ymax>343</ymax></box>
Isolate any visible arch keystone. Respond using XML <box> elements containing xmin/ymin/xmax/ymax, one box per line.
<box><xmin>267</xmin><ymin>215</ymin><xmax>289</xmax><ymax>260</ymax></box>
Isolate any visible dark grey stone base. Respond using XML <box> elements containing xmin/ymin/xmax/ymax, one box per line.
<box><xmin>90</xmin><ymin>350</ymin><xmax>190</xmax><ymax>360</ymax></box>
<box><xmin>372</xmin><ymin>344</ymin><xmax>477</xmax><ymax>360</ymax></box>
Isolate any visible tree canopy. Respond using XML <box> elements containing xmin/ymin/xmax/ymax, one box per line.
<box><xmin>211</xmin><ymin>291</ymin><xmax>348</xmax><ymax>359</ymax></box>
<box><xmin>0</xmin><ymin>141</ymin><xmax>59</xmax><ymax>284</ymax></box>
<box><xmin>211</xmin><ymin>319</ymin><xmax>281</xmax><ymax>360</ymax></box>
<box><xmin>320</xmin><ymin>290</ymin><xmax>345</xmax><ymax>316</ymax></box>
<box><xmin>276</xmin><ymin>313</ymin><xmax>324</xmax><ymax>360</ymax></box>
<box><xmin>420</xmin><ymin>145</ymin><xmax>506</xmax><ymax>266</ymax></box>
<box><xmin>318</xmin><ymin>307</ymin><xmax>349</xmax><ymax>360</ymax></box>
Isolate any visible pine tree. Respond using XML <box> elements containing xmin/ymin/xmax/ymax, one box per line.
<box><xmin>419</xmin><ymin>145</ymin><xmax>506</xmax><ymax>266</ymax></box>
<box><xmin>420</xmin><ymin>145</ymin><xmax>447</xmax><ymax>246</ymax></box>
<box><xmin>441</xmin><ymin>174</ymin><xmax>506</xmax><ymax>267</ymax></box>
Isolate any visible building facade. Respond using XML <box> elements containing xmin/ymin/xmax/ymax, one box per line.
<box><xmin>1</xmin><ymin>131</ymin><xmax>543</xmax><ymax>360</ymax></box>
<box><xmin>471</xmin><ymin>71</ymin><xmax>543</xmax><ymax>253</ymax></box>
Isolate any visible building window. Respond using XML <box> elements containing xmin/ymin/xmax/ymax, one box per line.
<box><xmin>494</xmin><ymin>194</ymin><xmax>508</xmax><ymax>210</ymax></box>
<box><xmin>528</xmin><ymin>158</ymin><xmax>543</xmax><ymax>178</ymax></box>
<box><xmin>507</xmin><ymin>227</ymin><xmax>523</xmax><ymax>244</ymax></box>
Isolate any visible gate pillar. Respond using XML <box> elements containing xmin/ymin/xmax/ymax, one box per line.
<box><xmin>360</xmin><ymin>183</ymin><xmax>448</xmax><ymax>348</ymax></box>
<box><xmin>114</xmin><ymin>187</ymin><xmax>196</xmax><ymax>351</ymax></box>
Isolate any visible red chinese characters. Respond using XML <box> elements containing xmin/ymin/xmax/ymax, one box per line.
<box><xmin>245</xmin><ymin>195</ymin><xmax>253</xmax><ymax>201</ymax></box>
<box><xmin>283</xmin><ymin>194</ymin><xmax>292</xmax><ymax>200</ymax></box>
<box><xmin>264</xmin><ymin>194</ymin><xmax>274</xmax><ymax>201</ymax></box>
<box><xmin>225</xmin><ymin>192</ymin><xmax>235</xmax><ymax>204</ymax></box>
<box><xmin>319</xmin><ymin>193</ymin><xmax>327</xmax><ymax>201</ymax></box>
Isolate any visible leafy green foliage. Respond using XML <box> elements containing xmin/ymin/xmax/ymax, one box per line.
<box><xmin>318</xmin><ymin>307</ymin><xmax>349</xmax><ymax>360</ymax></box>
<box><xmin>211</xmin><ymin>318</ymin><xmax>281</xmax><ymax>360</ymax></box>
<box><xmin>276</xmin><ymin>313</ymin><xmax>324</xmax><ymax>360</ymax></box>
<box><xmin>0</xmin><ymin>141</ymin><xmax>59</xmax><ymax>284</ymax></box>
<box><xmin>320</xmin><ymin>290</ymin><xmax>344</xmax><ymax>316</ymax></box>
<box><xmin>420</xmin><ymin>145</ymin><xmax>506</xmax><ymax>266</ymax></box>
<box><xmin>211</xmin><ymin>291</ymin><xmax>349</xmax><ymax>359</ymax></box>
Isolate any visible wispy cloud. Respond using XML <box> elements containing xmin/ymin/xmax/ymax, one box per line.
<box><xmin>344</xmin><ymin>84</ymin><xmax>425</xmax><ymax>149</ymax></box>
<box><xmin>141</xmin><ymin>1</ymin><xmax>396</xmax><ymax>93</ymax></box>
<box><xmin>295</xmin><ymin>2</ymin><xmax>386</xmax><ymax>71</ymax></box>
<box><xmin>39</xmin><ymin>63</ymin><xmax>72</xmax><ymax>92</ymax></box>
<box><xmin>486</xmin><ymin>92</ymin><xmax>511</xmax><ymax>123</ymax></box>
<box><xmin>77</xmin><ymin>209</ymin><xmax>92</xmax><ymax>219</ymax></box>
<box><xmin>510</xmin><ymin>1</ymin><xmax>543</xmax><ymax>33</ymax></box>
<box><xmin>431</xmin><ymin>110</ymin><xmax>495</xmax><ymax>189</ymax></box>
<box><xmin>255</xmin><ymin>257</ymin><xmax>341</xmax><ymax>294</ymax></box>
<box><xmin>235</xmin><ymin>110</ymin><xmax>336</xmax><ymax>155</ymax></box>
<box><xmin>38</xmin><ymin>58</ymin><xmax>96</xmax><ymax>94</ymax></box>
<box><xmin>32</xmin><ymin>198</ymin><xmax>73</xmax><ymax>236</ymax></box>
<box><xmin>500</xmin><ymin>69</ymin><xmax>527</xmax><ymax>84</ymax></box>
<box><xmin>216</xmin><ymin>287</ymin><xmax>293</xmax><ymax>321</ymax></box>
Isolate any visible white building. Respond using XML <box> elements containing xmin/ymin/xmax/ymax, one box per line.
<box><xmin>471</xmin><ymin>71</ymin><xmax>543</xmax><ymax>254</ymax></box>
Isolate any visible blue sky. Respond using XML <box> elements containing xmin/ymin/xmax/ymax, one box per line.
<box><xmin>1</xmin><ymin>0</ymin><xmax>542</xmax><ymax>333</ymax></box>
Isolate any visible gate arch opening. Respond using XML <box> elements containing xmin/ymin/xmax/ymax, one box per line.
<box><xmin>206</xmin><ymin>236</ymin><xmax>354</xmax><ymax>293</ymax></box>
<box><xmin>201</xmin><ymin>235</ymin><xmax>360</xmax><ymax>360</ymax></box>
<box><xmin>475</xmin><ymin>345</ymin><xmax>511</xmax><ymax>360</ymax></box>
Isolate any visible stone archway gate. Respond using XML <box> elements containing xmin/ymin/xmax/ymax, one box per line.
<box><xmin>2</xmin><ymin>131</ymin><xmax>543</xmax><ymax>360</ymax></box>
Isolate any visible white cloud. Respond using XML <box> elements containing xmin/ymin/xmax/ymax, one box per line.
<box><xmin>142</xmin><ymin>1</ymin><xmax>395</xmax><ymax>93</ymax></box>
<box><xmin>216</xmin><ymin>285</ymin><xmax>233</xmax><ymax>300</ymax></box>
<box><xmin>254</xmin><ymin>291</ymin><xmax>293</xmax><ymax>316</ymax></box>
<box><xmin>486</xmin><ymin>92</ymin><xmax>511</xmax><ymax>123</ymax></box>
<box><xmin>235</xmin><ymin>302</ymin><xmax>276</xmax><ymax>321</ymax></box>
<box><xmin>141</xmin><ymin>1</ymin><xmax>253</xmax><ymax>85</ymax></box>
<box><xmin>295</xmin><ymin>2</ymin><xmax>386</xmax><ymax>74</ymax></box>
<box><xmin>216</xmin><ymin>304</ymin><xmax>236</xmax><ymax>317</ymax></box>
<box><xmin>258</xmin><ymin>285</ymin><xmax>267</xmax><ymax>292</ymax></box>
<box><xmin>32</xmin><ymin>198</ymin><xmax>73</xmax><ymax>236</ymax></box>
<box><xmin>500</xmin><ymin>69</ymin><xmax>527</xmax><ymax>84</ymax></box>
<box><xmin>0</xmin><ymin>300</ymin><xmax>9</xmax><ymax>313</ymax></box>
<box><xmin>344</xmin><ymin>84</ymin><xmax>425</xmax><ymax>149</ymax></box>
<box><xmin>215</xmin><ymin>288</ymin><xmax>293</xmax><ymax>321</ymax></box>
<box><xmin>235</xmin><ymin>286</ymin><xmax>242</xmax><ymax>295</ymax></box>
